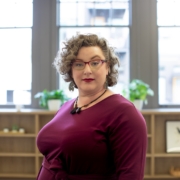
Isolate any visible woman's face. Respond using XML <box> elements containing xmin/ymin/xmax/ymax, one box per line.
<box><xmin>72</xmin><ymin>46</ymin><xmax>109</xmax><ymax>95</ymax></box>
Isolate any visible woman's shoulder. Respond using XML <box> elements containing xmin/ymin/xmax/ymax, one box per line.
<box><xmin>101</xmin><ymin>94</ymin><xmax>134</xmax><ymax>108</ymax></box>
<box><xmin>63</xmin><ymin>98</ymin><xmax>76</xmax><ymax>105</ymax></box>
<box><xmin>100</xmin><ymin>94</ymin><xmax>143</xmax><ymax>118</ymax></box>
<box><xmin>60</xmin><ymin>98</ymin><xmax>76</xmax><ymax>109</ymax></box>
<box><xmin>102</xmin><ymin>94</ymin><xmax>146</xmax><ymax>128</ymax></box>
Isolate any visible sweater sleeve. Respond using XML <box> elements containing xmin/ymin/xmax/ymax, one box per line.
<box><xmin>108</xmin><ymin>106</ymin><xmax>147</xmax><ymax>180</ymax></box>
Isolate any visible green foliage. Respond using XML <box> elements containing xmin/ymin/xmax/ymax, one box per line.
<box><xmin>122</xmin><ymin>79</ymin><xmax>154</xmax><ymax>104</ymax></box>
<box><xmin>12</xmin><ymin>125</ymin><xmax>19</xmax><ymax>131</ymax></box>
<box><xmin>34</xmin><ymin>89</ymin><xmax>70</xmax><ymax>108</ymax></box>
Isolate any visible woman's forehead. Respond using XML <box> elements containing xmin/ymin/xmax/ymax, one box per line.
<box><xmin>77</xmin><ymin>46</ymin><xmax>104</xmax><ymax>58</ymax></box>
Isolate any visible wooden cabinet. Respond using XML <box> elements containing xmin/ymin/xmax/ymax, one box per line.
<box><xmin>0</xmin><ymin>109</ymin><xmax>180</xmax><ymax>180</ymax></box>
<box><xmin>0</xmin><ymin>109</ymin><xmax>54</xmax><ymax>180</ymax></box>
<box><xmin>143</xmin><ymin>109</ymin><xmax>180</xmax><ymax>180</ymax></box>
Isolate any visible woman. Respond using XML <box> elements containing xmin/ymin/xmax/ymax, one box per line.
<box><xmin>36</xmin><ymin>34</ymin><xmax>147</xmax><ymax>180</ymax></box>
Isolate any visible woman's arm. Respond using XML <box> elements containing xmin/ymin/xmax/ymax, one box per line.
<box><xmin>108</xmin><ymin>106</ymin><xmax>147</xmax><ymax>180</ymax></box>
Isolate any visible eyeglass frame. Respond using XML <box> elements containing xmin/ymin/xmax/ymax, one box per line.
<box><xmin>71</xmin><ymin>59</ymin><xmax>107</xmax><ymax>70</ymax></box>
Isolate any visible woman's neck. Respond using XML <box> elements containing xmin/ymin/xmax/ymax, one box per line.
<box><xmin>77</xmin><ymin>88</ymin><xmax>108</xmax><ymax>107</ymax></box>
<box><xmin>71</xmin><ymin>89</ymin><xmax>107</xmax><ymax>114</ymax></box>
<box><xmin>71</xmin><ymin>88</ymin><xmax>115</xmax><ymax>114</ymax></box>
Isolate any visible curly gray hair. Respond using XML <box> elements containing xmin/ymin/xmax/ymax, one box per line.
<box><xmin>53</xmin><ymin>33</ymin><xmax>120</xmax><ymax>91</ymax></box>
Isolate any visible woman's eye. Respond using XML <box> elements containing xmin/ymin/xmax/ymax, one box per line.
<box><xmin>91</xmin><ymin>61</ymin><xmax>99</xmax><ymax>66</ymax></box>
<box><xmin>75</xmin><ymin>63</ymin><xmax>83</xmax><ymax>67</ymax></box>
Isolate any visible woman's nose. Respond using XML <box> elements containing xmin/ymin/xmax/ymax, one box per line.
<box><xmin>83</xmin><ymin>63</ymin><xmax>92</xmax><ymax>74</ymax></box>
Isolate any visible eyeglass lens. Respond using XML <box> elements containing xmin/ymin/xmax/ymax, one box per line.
<box><xmin>73</xmin><ymin>60</ymin><xmax>104</xmax><ymax>70</ymax></box>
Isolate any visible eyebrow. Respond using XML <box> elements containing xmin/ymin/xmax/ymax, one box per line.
<box><xmin>76</xmin><ymin>55</ymin><xmax>101</xmax><ymax>61</ymax></box>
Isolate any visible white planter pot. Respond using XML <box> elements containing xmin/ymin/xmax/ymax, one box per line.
<box><xmin>47</xmin><ymin>99</ymin><xmax>61</xmax><ymax>111</ymax></box>
<box><xmin>133</xmin><ymin>100</ymin><xmax>143</xmax><ymax>110</ymax></box>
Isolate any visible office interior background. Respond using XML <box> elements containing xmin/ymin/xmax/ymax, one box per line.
<box><xmin>1</xmin><ymin>1</ymin><xmax>180</xmax><ymax>180</ymax></box>
<box><xmin>0</xmin><ymin>0</ymin><xmax>180</xmax><ymax>109</ymax></box>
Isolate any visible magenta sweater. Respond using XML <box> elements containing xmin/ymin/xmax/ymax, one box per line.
<box><xmin>36</xmin><ymin>94</ymin><xmax>147</xmax><ymax>180</ymax></box>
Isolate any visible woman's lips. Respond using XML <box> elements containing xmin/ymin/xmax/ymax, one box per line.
<box><xmin>82</xmin><ymin>79</ymin><xmax>94</xmax><ymax>82</ymax></box>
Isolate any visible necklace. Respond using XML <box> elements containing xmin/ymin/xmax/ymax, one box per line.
<box><xmin>70</xmin><ymin>89</ymin><xmax>107</xmax><ymax>114</ymax></box>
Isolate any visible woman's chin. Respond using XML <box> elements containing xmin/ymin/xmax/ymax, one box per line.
<box><xmin>79</xmin><ymin>86</ymin><xmax>96</xmax><ymax>93</ymax></box>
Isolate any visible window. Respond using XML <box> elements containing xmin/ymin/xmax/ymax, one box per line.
<box><xmin>1</xmin><ymin>1</ymin><xmax>178</xmax><ymax>109</ymax></box>
<box><xmin>0</xmin><ymin>0</ymin><xmax>33</xmax><ymax>105</ymax></box>
<box><xmin>57</xmin><ymin>0</ymin><xmax>130</xmax><ymax>99</ymax></box>
<box><xmin>157</xmin><ymin>0</ymin><xmax>180</xmax><ymax>105</ymax></box>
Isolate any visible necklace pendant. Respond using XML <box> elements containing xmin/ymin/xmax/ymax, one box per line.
<box><xmin>70</xmin><ymin>108</ymin><xmax>77</xmax><ymax>114</ymax></box>
<box><xmin>76</xmin><ymin>107</ymin><xmax>81</xmax><ymax>113</ymax></box>
<box><xmin>70</xmin><ymin>89</ymin><xmax>107</xmax><ymax>115</ymax></box>
<box><xmin>70</xmin><ymin>107</ymin><xmax>81</xmax><ymax>114</ymax></box>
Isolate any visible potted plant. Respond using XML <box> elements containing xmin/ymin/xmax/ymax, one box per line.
<box><xmin>122</xmin><ymin>79</ymin><xmax>154</xmax><ymax>110</ymax></box>
<box><xmin>34</xmin><ymin>89</ymin><xmax>69</xmax><ymax>111</ymax></box>
<box><xmin>11</xmin><ymin>125</ymin><xmax>19</xmax><ymax>133</ymax></box>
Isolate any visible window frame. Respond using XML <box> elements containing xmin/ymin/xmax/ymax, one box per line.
<box><xmin>57</xmin><ymin>0</ymin><xmax>130</xmax><ymax>100</ymax></box>
<box><xmin>0</xmin><ymin>1</ymin><xmax>33</xmax><ymax>108</ymax></box>
<box><xmin>1</xmin><ymin>0</ymin><xmax>179</xmax><ymax>109</ymax></box>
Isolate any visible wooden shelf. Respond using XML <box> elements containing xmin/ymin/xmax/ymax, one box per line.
<box><xmin>0</xmin><ymin>153</ymin><xmax>36</xmax><ymax>157</ymax></box>
<box><xmin>146</xmin><ymin>154</ymin><xmax>152</xmax><ymax>157</ymax></box>
<box><xmin>154</xmin><ymin>154</ymin><xmax>180</xmax><ymax>157</ymax></box>
<box><xmin>0</xmin><ymin>133</ymin><xmax>36</xmax><ymax>137</ymax></box>
<box><xmin>144</xmin><ymin>175</ymin><xmax>180</xmax><ymax>179</ymax></box>
<box><xmin>0</xmin><ymin>108</ymin><xmax>180</xmax><ymax>179</ymax></box>
<box><xmin>0</xmin><ymin>173</ymin><xmax>36</xmax><ymax>178</ymax></box>
<box><xmin>0</xmin><ymin>110</ymin><xmax>54</xmax><ymax>179</ymax></box>
<box><xmin>37</xmin><ymin>153</ymin><xmax>43</xmax><ymax>157</ymax></box>
<box><xmin>141</xmin><ymin>109</ymin><xmax>180</xmax><ymax>179</ymax></box>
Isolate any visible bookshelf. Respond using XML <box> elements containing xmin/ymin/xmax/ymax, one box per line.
<box><xmin>0</xmin><ymin>109</ymin><xmax>180</xmax><ymax>180</ymax></box>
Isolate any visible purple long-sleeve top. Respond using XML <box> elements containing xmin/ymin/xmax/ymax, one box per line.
<box><xmin>36</xmin><ymin>94</ymin><xmax>147</xmax><ymax>180</ymax></box>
